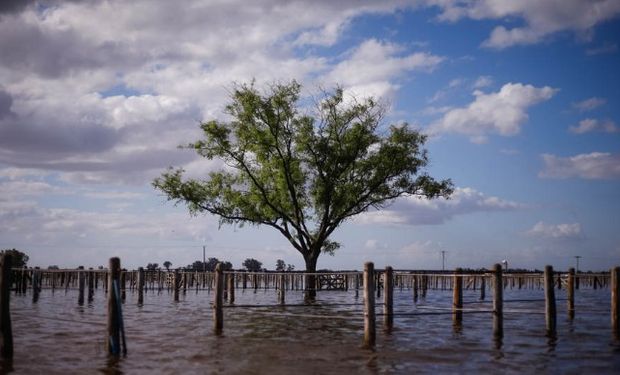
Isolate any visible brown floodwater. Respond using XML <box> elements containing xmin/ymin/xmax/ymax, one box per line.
<box><xmin>2</xmin><ymin>285</ymin><xmax>619</xmax><ymax>374</ymax></box>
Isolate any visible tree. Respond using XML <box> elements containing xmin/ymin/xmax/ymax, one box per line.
<box><xmin>146</xmin><ymin>263</ymin><xmax>159</xmax><ymax>271</ymax></box>
<box><xmin>153</xmin><ymin>81</ymin><xmax>452</xmax><ymax>296</ymax></box>
<box><xmin>275</xmin><ymin>259</ymin><xmax>286</xmax><ymax>271</ymax></box>
<box><xmin>0</xmin><ymin>249</ymin><xmax>29</xmax><ymax>268</ymax></box>
<box><xmin>163</xmin><ymin>261</ymin><xmax>172</xmax><ymax>271</ymax></box>
<box><xmin>243</xmin><ymin>258</ymin><xmax>263</xmax><ymax>272</ymax></box>
<box><xmin>286</xmin><ymin>264</ymin><xmax>295</xmax><ymax>272</ymax></box>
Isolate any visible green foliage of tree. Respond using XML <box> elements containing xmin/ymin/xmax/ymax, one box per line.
<box><xmin>163</xmin><ymin>261</ymin><xmax>172</xmax><ymax>271</ymax></box>
<box><xmin>0</xmin><ymin>249</ymin><xmax>29</xmax><ymax>268</ymax></box>
<box><xmin>146</xmin><ymin>262</ymin><xmax>159</xmax><ymax>271</ymax></box>
<box><xmin>275</xmin><ymin>259</ymin><xmax>286</xmax><ymax>271</ymax></box>
<box><xmin>243</xmin><ymin>258</ymin><xmax>263</xmax><ymax>272</ymax></box>
<box><xmin>153</xmin><ymin>81</ymin><xmax>452</xmax><ymax>275</ymax></box>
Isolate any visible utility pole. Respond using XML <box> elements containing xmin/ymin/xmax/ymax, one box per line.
<box><xmin>574</xmin><ymin>255</ymin><xmax>581</xmax><ymax>273</ymax></box>
<box><xmin>441</xmin><ymin>250</ymin><xmax>446</xmax><ymax>271</ymax></box>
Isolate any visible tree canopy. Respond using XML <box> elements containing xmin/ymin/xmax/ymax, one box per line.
<box><xmin>243</xmin><ymin>258</ymin><xmax>263</xmax><ymax>272</ymax></box>
<box><xmin>0</xmin><ymin>249</ymin><xmax>29</xmax><ymax>268</ymax></box>
<box><xmin>153</xmin><ymin>81</ymin><xmax>452</xmax><ymax>276</ymax></box>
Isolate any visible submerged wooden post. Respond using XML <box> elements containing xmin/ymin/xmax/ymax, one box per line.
<box><xmin>612</xmin><ymin>266</ymin><xmax>619</xmax><ymax>339</ymax></box>
<box><xmin>480</xmin><ymin>275</ymin><xmax>486</xmax><ymax>301</ymax></box>
<box><xmin>0</xmin><ymin>254</ymin><xmax>13</xmax><ymax>359</ymax></box>
<box><xmin>137</xmin><ymin>267</ymin><xmax>144</xmax><ymax>305</ymax></box>
<box><xmin>78</xmin><ymin>267</ymin><xmax>85</xmax><ymax>306</ymax></box>
<box><xmin>278</xmin><ymin>273</ymin><xmax>285</xmax><ymax>305</ymax></box>
<box><xmin>227</xmin><ymin>273</ymin><xmax>235</xmax><ymax>304</ymax></box>
<box><xmin>567</xmin><ymin>268</ymin><xmax>575</xmax><ymax>320</ymax></box>
<box><xmin>363</xmin><ymin>262</ymin><xmax>376</xmax><ymax>348</ymax></box>
<box><xmin>32</xmin><ymin>269</ymin><xmax>40</xmax><ymax>303</ymax></box>
<box><xmin>173</xmin><ymin>270</ymin><xmax>180</xmax><ymax>302</ymax></box>
<box><xmin>544</xmin><ymin>265</ymin><xmax>557</xmax><ymax>338</ymax></box>
<box><xmin>492</xmin><ymin>264</ymin><xmax>503</xmax><ymax>340</ymax></box>
<box><xmin>413</xmin><ymin>274</ymin><xmax>418</xmax><ymax>302</ymax></box>
<box><xmin>453</xmin><ymin>268</ymin><xmax>463</xmax><ymax>325</ymax></box>
<box><xmin>384</xmin><ymin>266</ymin><xmax>393</xmax><ymax>332</ymax></box>
<box><xmin>88</xmin><ymin>268</ymin><xmax>94</xmax><ymax>302</ymax></box>
<box><xmin>107</xmin><ymin>257</ymin><xmax>126</xmax><ymax>355</ymax></box>
<box><xmin>214</xmin><ymin>263</ymin><xmax>224</xmax><ymax>335</ymax></box>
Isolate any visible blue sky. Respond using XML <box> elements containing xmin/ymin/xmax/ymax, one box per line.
<box><xmin>0</xmin><ymin>0</ymin><xmax>619</xmax><ymax>271</ymax></box>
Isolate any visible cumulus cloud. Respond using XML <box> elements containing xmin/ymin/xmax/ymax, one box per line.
<box><xmin>355</xmin><ymin>187</ymin><xmax>523</xmax><ymax>226</ymax></box>
<box><xmin>428</xmin><ymin>0</ymin><xmax>620</xmax><ymax>49</ymax></box>
<box><xmin>572</xmin><ymin>97</ymin><xmax>607</xmax><ymax>112</ymax></box>
<box><xmin>569</xmin><ymin>118</ymin><xmax>618</xmax><ymax>134</ymax></box>
<box><xmin>539</xmin><ymin>152</ymin><xmax>620</xmax><ymax>179</ymax></box>
<box><xmin>429</xmin><ymin>83</ymin><xmax>557</xmax><ymax>143</ymax></box>
<box><xmin>0</xmin><ymin>1</ymin><xmax>439</xmax><ymax>185</ymax></box>
<box><xmin>472</xmin><ymin>75</ymin><xmax>493</xmax><ymax>89</ymax></box>
<box><xmin>324</xmin><ymin>38</ymin><xmax>443</xmax><ymax>100</ymax></box>
<box><xmin>526</xmin><ymin>221</ymin><xmax>582</xmax><ymax>239</ymax></box>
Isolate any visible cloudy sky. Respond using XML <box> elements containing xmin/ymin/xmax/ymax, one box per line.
<box><xmin>1</xmin><ymin>0</ymin><xmax>619</xmax><ymax>271</ymax></box>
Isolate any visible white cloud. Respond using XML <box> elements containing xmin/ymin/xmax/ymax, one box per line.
<box><xmin>325</xmin><ymin>39</ymin><xmax>443</xmax><ymax>100</ymax></box>
<box><xmin>527</xmin><ymin>221</ymin><xmax>582</xmax><ymax>239</ymax></box>
<box><xmin>428</xmin><ymin>0</ymin><xmax>620</xmax><ymax>49</ymax></box>
<box><xmin>573</xmin><ymin>97</ymin><xmax>607</xmax><ymax>112</ymax></box>
<box><xmin>429</xmin><ymin>83</ymin><xmax>557</xmax><ymax>143</ymax></box>
<box><xmin>472</xmin><ymin>75</ymin><xmax>493</xmax><ymax>89</ymax></box>
<box><xmin>569</xmin><ymin>118</ymin><xmax>618</xmax><ymax>134</ymax></box>
<box><xmin>355</xmin><ymin>187</ymin><xmax>523</xmax><ymax>226</ymax></box>
<box><xmin>539</xmin><ymin>152</ymin><xmax>620</xmax><ymax>179</ymax></box>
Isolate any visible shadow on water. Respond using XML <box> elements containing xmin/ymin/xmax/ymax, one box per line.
<box><xmin>99</xmin><ymin>355</ymin><xmax>124</xmax><ymax>375</ymax></box>
<box><xmin>0</xmin><ymin>358</ymin><xmax>14</xmax><ymax>373</ymax></box>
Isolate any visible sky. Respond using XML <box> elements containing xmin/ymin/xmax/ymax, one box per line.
<box><xmin>1</xmin><ymin>0</ymin><xmax>619</xmax><ymax>272</ymax></box>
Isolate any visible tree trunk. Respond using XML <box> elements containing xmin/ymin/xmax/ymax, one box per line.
<box><xmin>304</xmin><ymin>253</ymin><xmax>319</xmax><ymax>301</ymax></box>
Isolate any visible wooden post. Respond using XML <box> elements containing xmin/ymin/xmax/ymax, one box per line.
<box><xmin>214</xmin><ymin>263</ymin><xmax>224</xmax><ymax>335</ymax></box>
<box><xmin>32</xmin><ymin>269</ymin><xmax>40</xmax><ymax>303</ymax></box>
<box><xmin>544</xmin><ymin>265</ymin><xmax>557</xmax><ymax>338</ymax></box>
<box><xmin>107</xmin><ymin>257</ymin><xmax>126</xmax><ymax>355</ymax></box>
<box><xmin>413</xmin><ymin>274</ymin><xmax>418</xmax><ymax>302</ymax></box>
<box><xmin>384</xmin><ymin>266</ymin><xmax>393</xmax><ymax>332</ymax></box>
<box><xmin>137</xmin><ymin>267</ymin><xmax>145</xmax><ymax>305</ymax></box>
<box><xmin>480</xmin><ymin>275</ymin><xmax>486</xmax><ymax>301</ymax></box>
<box><xmin>493</xmin><ymin>264</ymin><xmax>503</xmax><ymax>340</ymax></box>
<box><xmin>120</xmin><ymin>270</ymin><xmax>126</xmax><ymax>302</ymax></box>
<box><xmin>363</xmin><ymin>262</ymin><xmax>376</xmax><ymax>348</ymax></box>
<box><xmin>78</xmin><ymin>267</ymin><xmax>85</xmax><ymax>306</ymax></box>
<box><xmin>278</xmin><ymin>273</ymin><xmax>285</xmax><ymax>305</ymax></box>
<box><xmin>88</xmin><ymin>268</ymin><xmax>94</xmax><ymax>302</ymax></box>
<box><xmin>0</xmin><ymin>254</ymin><xmax>13</xmax><ymax>359</ymax></box>
<box><xmin>173</xmin><ymin>270</ymin><xmax>180</xmax><ymax>302</ymax></box>
<box><xmin>612</xmin><ymin>266</ymin><xmax>619</xmax><ymax>340</ymax></box>
<box><xmin>567</xmin><ymin>268</ymin><xmax>575</xmax><ymax>320</ymax></box>
<box><xmin>227</xmin><ymin>273</ymin><xmax>235</xmax><ymax>304</ymax></box>
<box><xmin>453</xmin><ymin>268</ymin><xmax>463</xmax><ymax>325</ymax></box>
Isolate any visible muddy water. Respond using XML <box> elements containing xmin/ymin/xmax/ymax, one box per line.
<box><xmin>3</xmin><ymin>286</ymin><xmax>619</xmax><ymax>374</ymax></box>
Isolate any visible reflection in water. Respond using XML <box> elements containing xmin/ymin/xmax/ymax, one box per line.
<box><xmin>6</xmin><ymin>286</ymin><xmax>618</xmax><ymax>373</ymax></box>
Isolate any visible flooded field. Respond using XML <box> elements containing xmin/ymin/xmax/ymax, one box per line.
<box><xmin>3</xmin><ymin>285</ymin><xmax>619</xmax><ymax>374</ymax></box>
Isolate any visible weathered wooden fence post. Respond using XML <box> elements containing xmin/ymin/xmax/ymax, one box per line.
<box><xmin>0</xmin><ymin>254</ymin><xmax>13</xmax><ymax>359</ymax></box>
<box><xmin>227</xmin><ymin>273</ymin><xmax>235</xmax><ymax>304</ymax></box>
<box><xmin>413</xmin><ymin>274</ymin><xmax>418</xmax><ymax>302</ymax></box>
<box><xmin>544</xmin><ymin>265</ymin><xmax>557</xmax><ymax>338</ymax></box>
<box><xmin>137</xmin><ymin>267</ymin><xmax>145</xmax><ymax>305</ymax></box>
<box><xmin>278</xmin><ymin>273</ymin><xmax>285</xmax><ymax>305</ymax></box>
<box><xmin>88</xmin><ymin>268</ymin><xmax>95</xmax><ymax>302</ymax></box>
<box><xmin>78</xmin><ymin>267</ymin><xmax>85</xmax><ymax>306</ymax></box>
<box><xmin>480</xmin><ymin>275</ymin><xmax>486</xmax><ymax>301</ymax></box>
<box><xmin>493</xmin><ymin>264</ymin><xmax>503</xmax><ymax>340</ymax></box>
<box><xmin>363</xmin><ymin>262</ymin><xmax>376</xmax><ymax>348</ymax></box>
<box><xmin>32</xmin><ymin>268</ymin><xmax>40</xmax><ymax>303</ymax></box>
<box><xmin>107</xmin><ymin>257</ymin><xmax>126</xmax><ymax>355</ymax></box>
<box><xmin>173</xmin><ymin>270</ymin><xmax>180</xmax><ymax>302</ymax></box>
<box><xmin>384</xmin><ymin>266</ymin><xmax>393</xmax><ymax>332</ymax></box>
<box><xmin>612</xmin><ymin>266</ymin><xmax>619</xmax><ymax>339</ymax></box>
<box><xmin>453</xmin><ymin>268</ymin><xmax>463</xmax><ymax>326</ymax></box>
<box><xmin>567</xmin><ymin>267</ymin><xmax>575</xmax><ymax>320</ymax></box>
<box><xmin>214</xmin><ymin>263</ymin><xmax>224</xmax><ymax>335</ymax></box>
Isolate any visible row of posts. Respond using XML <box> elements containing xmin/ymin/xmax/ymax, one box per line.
<box><xmin>1</xmin><ymin>257</ymin><xmax>618</xmax><ymax>358</ymax></box>
<box><xmin>363</xmin><ymin>263</ymin><xmax>620</xmax><ymax>348</ymax></box>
